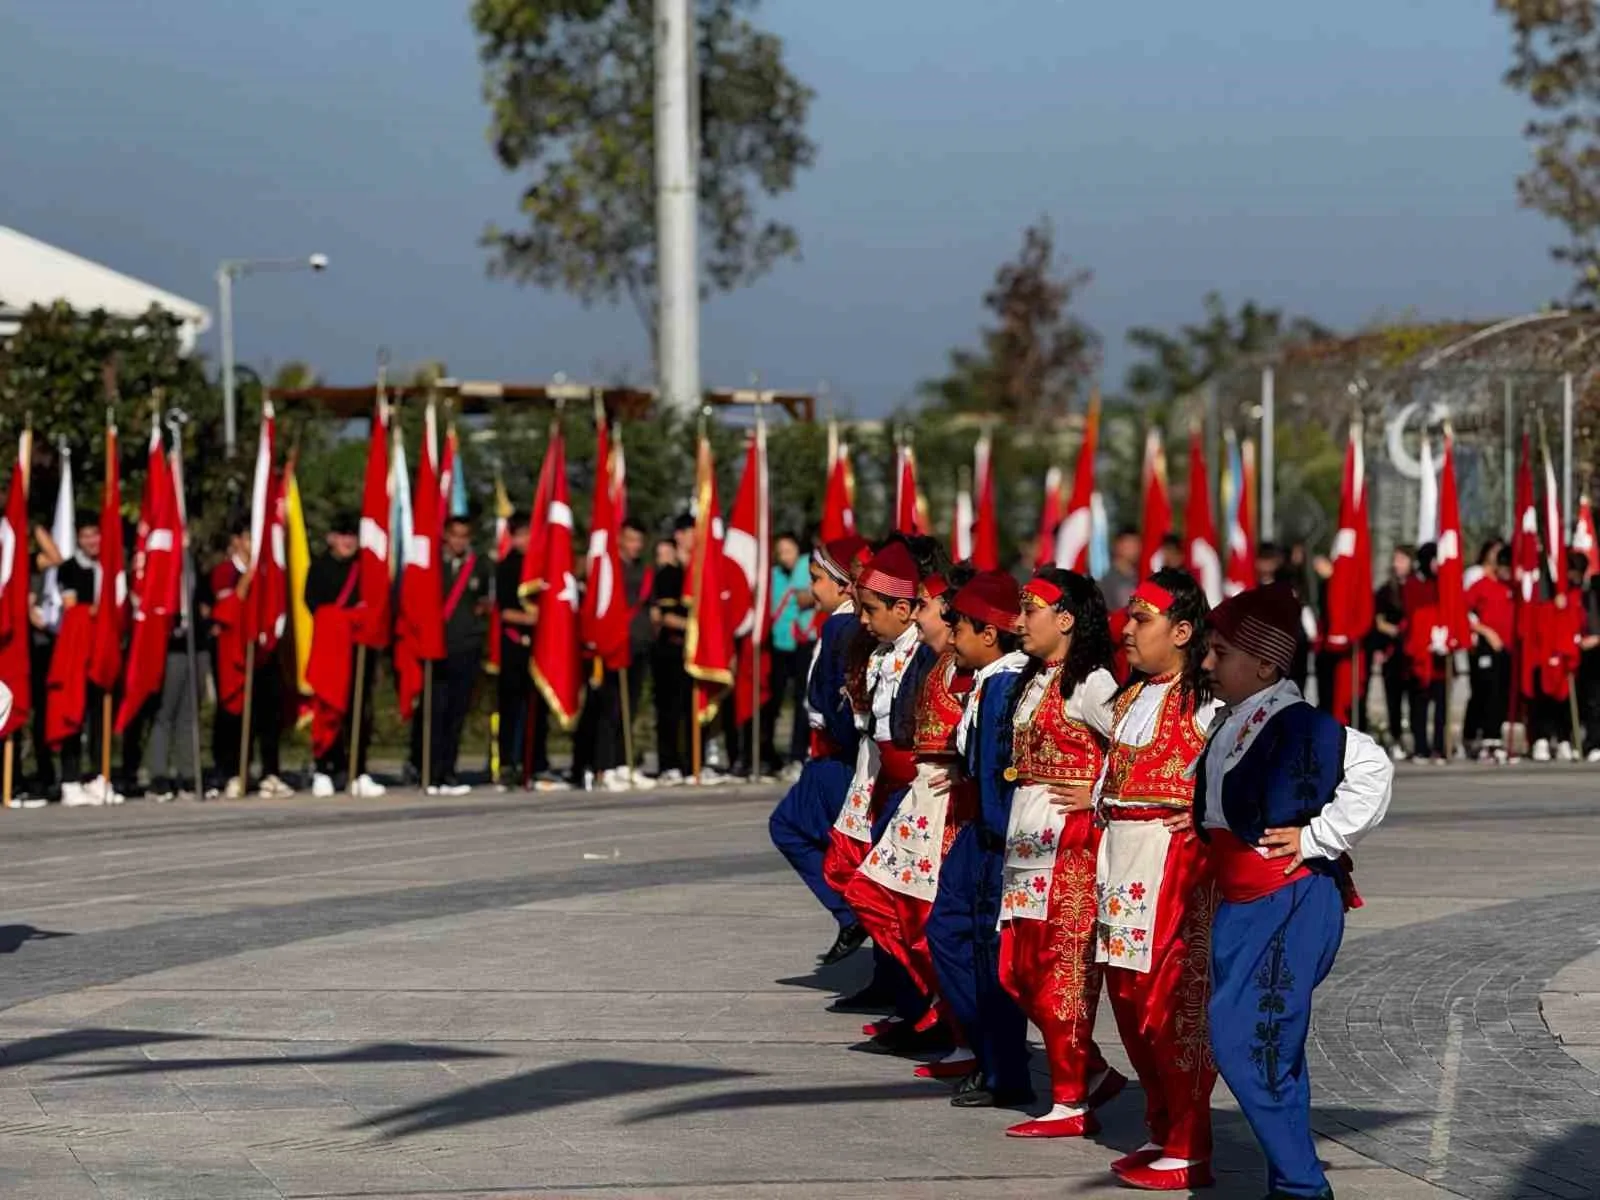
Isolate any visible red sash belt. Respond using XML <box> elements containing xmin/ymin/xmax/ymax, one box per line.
<box><xmin>1210</xmin><ymin>829</ymin><xmax>1311</xmax><ymax>903</ymax></box>
<box><xmin>809</xmin><ymin>730</ymin><xmax>841</xmax><ymax>759</ymax></box>
<box><xmin>1104</xmin><ymin>803</ymin><xmax>1186</xmax><ymax>823</ymax></box>
<box><xmin>872</xmin><ymin>741</ymin><xmax>918</xmax><ymax>802</ymax></box>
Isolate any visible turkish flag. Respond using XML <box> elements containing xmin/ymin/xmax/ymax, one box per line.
<box><xmin>1572</xmin><ymin>495</ymin><xmax>1598</xmax><ymax>581</ymax></box>
<box><xmin>1542</xmin><ymin>433</ymin><xmax>1565</xmax><ymax>591</ymax></box>
<box><xmin>970</xmin><ymin>433</ymin><xmax>1000</xmax><ymax>570</ymax></box>
<box><xmin>244</xmin><ymin>404</ymin><xmax>288</xmax><ymax>656</ymax></box>
<box><xmin>1224</xmin><ymin>432</ymin><xmax>1256</xmax><ymax>597</ymax></box>
<box><xmin>355</xmin><ymin>402</ymin><xmax>392</xmax><ymax>648</ymax></box>
<box><xmin>1435</xmin><ymin>429</ymin><xmax>1470</xmax><ymax>652</ymax></box>
<box><xmin>725</xmin><ymin>425</ymin><xmax>772</xmax><ymax>726</ymax></box>
<box><xmin>1055</xmin><ymin>392</ymin><xmax>1100</xmax><ymax>571</ymax></box>
<box><xmin>115</xmin><ymin>422</ymin><xmax>181</xmax><ymax>732</ymax></box>
<box><xmin>519</xmin><ymin>429</ymin><xmax>559</xmax><ymax>605</ymax></box>
<box><xmin>1138</xmin><ymin>428</ymin><xmax>1172</xmax><ymax>576</ymax></box>
<box><xmin>88</xmin><ymin>425</ymin><xmax>126</xmax><ymax>692</ymax></box>
<box><xmin>685</xmin><ymin>434</ymin><xmax>734</xmax><ymax>726</ymax></box>
<box><xmin>1511</xmin><ymin>435</ymin><xmax>1540</xmax><ymax>605</ymax></box>
<box><xmin>530</xmin><ymin>428</ymin><xmax>580</xmax><ymax>728</ymax></box>
<box><xmin>580</xmin><ymin>414</ymin><xmax>631</xmax><ymax>671</ymax></box>
<box><xmin>395</xmin><ymin>402</ymin><xmax>446</xmax><ymax>720</ymax></box>
<box><xmin>893</xmin><ymin>442</ymin><xmax>928</xmax><ymax>535</ymax></box>
<box><xmin>1184</xmin><ymin>428</ymin><xmax>1222</xmax><ymax>605</ymax></box>
<box><xmin>1324</xmin><ymin>421</ymin><xmax>1374</xmax><ymax>723</ymax></box>
<box><xmin>820</xmin><ymin>427</ymin><xmax>856</xmax><ymax>542</ymax></box>
<box><xmin>0</xmin><ymin>434</ymin><xmax>31</xmax><ymax>737</ymax></box>
<box><xmin>1033</xmin><ymin>466</ymin><xmax>1062</xmax><ymax>569</ymax></box>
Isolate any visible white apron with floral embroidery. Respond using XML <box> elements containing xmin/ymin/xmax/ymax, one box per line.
<box><xmin>859</xmin><ymin>761</ymin><xmax>949</xmax><ymax>901</ymax></box>
<box><xmin>1093</xmin><ymin>819</ymin><xmax>1168</xmax><ymax>973</ymax></box>
<box><xmin>1001</xmin><ymin>782</ymin><xmax>1063</xmax><ymax>923</ymax></box>
<box><xmin>832</xmin><ymin>736</ymin><xmax>881</xmax><ymax>843</ymax></box>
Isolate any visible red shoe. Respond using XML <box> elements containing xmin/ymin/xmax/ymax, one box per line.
<box><xmin>1086</xmin><ymin>1067</ymin><xmax>1129</xmax><ymax>1110</ymax></box>
<box><xmin>1108</xmin><ymin>1148</ymin><xmax>1163</xmax><ymax>1175</ymax></box>
<box><xmin>862</xmin><ymin>1017</ymin><xmax>902</xmax><ymax>1038</ymax></box>
<box><xmin>913</xmin><ymin>1057</ymin><xmax>976</xmax><ymax>1080</ymax></box>
<box><xmin>1005</xmin><ymin>1111</ymin><xmax>1100</xmax><ymax>1138</ymax></box>
<box><xmin>1112</xmin><ymin>1160</ymin><xmax>1214</xmax><ymax>1191</ymax></box>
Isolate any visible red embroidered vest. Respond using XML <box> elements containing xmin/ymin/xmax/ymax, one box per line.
<box><xmin>1099</xmin><ymin>676</ymin><xmax>1207</xmax><ymax>809</ymax></box>
<box><xmin>1011</xmin><ymin>670</ymin><xmax>1106</xmax><ymax>785</ymax></box>
<box><xmin>913</xmin><ymin>650</ymin><xmax>971</xmax><ymax>758</ymax></box>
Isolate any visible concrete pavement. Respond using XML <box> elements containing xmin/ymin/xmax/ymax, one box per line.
<box><xmin>0</xmin><ymin>768</ymin><xmax>1590</xmax><ymax>1197</ymax></box>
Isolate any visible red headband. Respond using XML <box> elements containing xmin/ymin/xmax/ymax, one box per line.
<box><xmin>1130</xmin><ymin>580</ymin><xmax>1176</xmax><ymax>615</ymax></box>
<box><xmin>1021</xmin><ymin>578</ymin><xmax>1063</xmax><ymax>606</ymax></box>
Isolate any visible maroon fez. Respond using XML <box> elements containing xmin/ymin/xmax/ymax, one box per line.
<box><xmin>816</xmin><ymin>535</ymin><xmax>870</xmax><ymax>585</ymax></box>
<box><xmin>950</xmin><ymin>569</ymin><xmax>1022</xmax><ymax>630</ymax></box>
<box><xmin>1209</xmin><ymin>581</ymin><xmax>1301</xmax><ymax>676</ymax></box>
<box><xmin>858</xmin><ymin>541</ymin><xmax>921</xmax><ymax>600</ymax></box>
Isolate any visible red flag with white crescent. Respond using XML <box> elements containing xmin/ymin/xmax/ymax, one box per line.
<box><xmin>820</xmin><ymin>430</ymin><xmax>855</xmax><ymax>542</ymax></box>
<box><xmin>1573</xmin><ymin>495</ymin><xmax>1598</xmax><ymax>580</ymax></box>
<box><xmin>530</xmin><ymin>429</ymin><xmax>580</xmax><ymax>727</ymax></box>
<box><xmin>1055</xmin><ymin>394</ymin><xmax>1100</xmax><ymax>571</ymax></box>
<box><xmin>685</xmin><ymin>435</ymin><xmax>734</xmax><ymax>725</ymax></box>
<box><xmin>1139</xmin><ymin>428</ymin><xmax>1172</xmax><ymax>576</ymax></box>
<box><xmin>1184</xmin><ymin>427</ymin><xmax>1222</xmax><ymax>605</ymax></box>
<box><xmin>970</xmin><ymin>433</ymin><xmax>999</xmax><ymax>570</ymax></box>
<box><xmin>88</xmin><ymin>424</ymin><xmax>127</xmax><ymax>691</ymax></box>
<box><xmin>395</xmin><ymin>401</ymin><xmax>446</xmax><ymax>720</ymax></box>
<box><xmin>0</xmin><ymin>433</ymin><xmax>31</xmax><ymax>737</ymax></box>
<box><xmin>1435</xmin><ymin>429</ymin><xmax>1470</xmax><ymax>651</ymax></box>
<box><xmin>725</xmin><ymin>424</ymin><xmax>771</xmax><ymax>726</ymax></box>
<box><xmin>580</xmin><ymin>414</ymin><xmax>630</xmax><ymax>670</ymax></box>
<box><xmin>355</xmin><ymin>402</ymin><xmax>392</xmax><ymax>648</ymax></box>
<box><xmin>1033</xmin><ymin>466</ymin><xmax>1062</xmax><ymax>569</ymax></box>
<box><xmin>116</xmin><ymin>419</ymin><xmax>182</xmax><ymax>732</ymax></box>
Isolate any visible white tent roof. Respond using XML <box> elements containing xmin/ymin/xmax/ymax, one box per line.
<box><xmin>0</xmin><ymin>224</ymin><xmax>211</xmax><ymax>352</ymax></box>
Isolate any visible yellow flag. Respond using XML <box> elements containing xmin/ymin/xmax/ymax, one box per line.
<box><xmin>284</xmin><ymin>461</ymin><xmax>314</xmax><ymax>697</ymax></box>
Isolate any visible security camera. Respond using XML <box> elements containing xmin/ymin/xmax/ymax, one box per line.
<box><xmin>308</xmin><ymin>253</ymin><xmax>329</xmax><ymax>272</ymax></box>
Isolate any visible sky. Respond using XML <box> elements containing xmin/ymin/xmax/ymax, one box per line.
<box><xmin>0</xmin><ymin>0</ymin><xmax>1569</xmax><ymax>415</ymax></box>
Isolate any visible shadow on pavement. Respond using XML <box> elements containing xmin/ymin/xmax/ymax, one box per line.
<box><xmin>0</xmin><ymin>925</ymin><xmax>72</xmax><ymax>954</ymax></box>
<box><xmin>0</xmin><ymin>1027</ymin><xmax>203</xmax><ymax>1068</ymax></box>
<box><xmin>54</xmin><ymin>1040</ymin><xmax>507</xmax><ymax>1080</ymax></box>
<box><xmin>357</xmin><ymin>1059</ymin><xmax>763</xmax><ymax>1139</ymax></box>
<box><xmin>774</xmin><ymin>952</ymin><xmax>873</xmax><ymax>996</ymax></box>
<box><xmin>622</xmin><ymin>1080</ymin><xmax>946</xmax><ymax>1124</ymax></box>
<box><xmin>1510</xmin><ymin>1121</ymin><xmax>1600</xmax><ymax>1200</ymax></box>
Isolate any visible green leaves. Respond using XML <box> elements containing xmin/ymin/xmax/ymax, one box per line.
<box><xmin>474</xmin><ymin>0</ymin><xmax>816</xmax><ymax>340</ymax></box>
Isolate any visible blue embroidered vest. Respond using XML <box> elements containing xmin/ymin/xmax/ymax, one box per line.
<box><xmin>967</xmin><ymin>668</ymin><xmax>1023</xmax><ymax>843</ymax></box>
<box><xmin>808</xmin><ymin>610</ymin><xmax>861</xmax><ymax>760</ymax></box>
<box><xmin>1194</xmin><ymin>701</ymin><xmax>1348</xmax><ymax>877</ymax></box>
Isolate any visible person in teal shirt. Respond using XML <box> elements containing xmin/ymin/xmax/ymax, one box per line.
<box><xmin>766</xmin><ymin>532</ymin><xmax>816</xmax><ymax>771</ymax></box>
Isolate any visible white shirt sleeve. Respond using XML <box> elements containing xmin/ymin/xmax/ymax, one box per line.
<box><xmin>1078</xmin><ymin>668</ymin><xmax>1120</xmax><ymax>738</ymax></box>
<box><xmin>1299</xmin><ymin>725</ymin><xmax>1393</xmax><ymax>862</ymax></box>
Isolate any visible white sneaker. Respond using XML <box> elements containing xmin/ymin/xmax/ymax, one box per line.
<box><xmin>655</xmin><ymin>768</ymin><xmax>685</xmax><ymax>788</ymax></box>
<box><xmin>223</xmin><ymin>777</ymin><xmax>246</xmax><ymax>800</ymax></box>
<box><xmin>1558</xmin><ymin>741</ymin><xmax>1577</xmax><ymax>763</ymax></box>
<box><xmin>351</xmin><ymin>774</ymin><xmax>387</xmax><ymax>798</ymax></box>
<box><xmin>627</xmin><ymin>770</ymin><xmax>656</xmax><ymax>791</ymax></box>
<box><xmin>1389</xmin><ymin>743</ymin><xmax>1408</xmax><ymax>763</ymax></box>
<box><xmin>780</xmin><ymin>761</ymin><xmax>804</xmax><ymax>783</ymax></box>
<box><xmin>258</xmin><ymin>775</ymin><xmax>294</xmax><ymax>799</ymax></box>
<box><xmin>1586</xmin><ymin>749</ymin><xmax>1600</xmax><ymax>764</ymax></box>
<box><xmin>1533</xmin><ymin>739</ymin><xmax>1553</xmax><ymax>762</ymax></box>
<box><xmin>601</xmin><ymin>768</ymin><xmax>631</xmax><ymax>793</ymax></box>
<box><xmin>61</xmin><ymin>782</ymin><xmax>98</xmax><ymax>808</ymax></box>
<box><xmin>311</xmin><ymin>773</ymin><xmax>335</xmax><ymax>798</ymax></box>
<box><xmin>442</xmin><ymin>781</ymin><xmax>471</xmax><ymax>796</ymax></box>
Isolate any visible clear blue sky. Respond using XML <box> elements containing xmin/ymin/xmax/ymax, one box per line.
<box><xmin>0</xmin><ymin>0</ymin><xmax>1566</xmax><ymax>414</ymax></box>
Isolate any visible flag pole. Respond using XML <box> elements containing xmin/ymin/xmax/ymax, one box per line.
<box><xmin>422</xmin><ymin>662</ymin><xmax>433</xmax><ymax>791</ymax></box>
<box><xmin>749</xmin><ymin>395</ymin><xmax>767</xmax><ymax>783</ymax></box>
<box><xmin>349</xmin><ymin>358</ymin><xmax>387</xmax><ymax>797</ymax></box>
<box><xmin>3</xmin><ymin>739</ymin><xmax>12</xmax><ymax>810</ymax></box>
<box><xmin>100</xmin><ymin>399</ymin><xmax>115</xmax><ymax>793</ymax></box>
<box><xmin>167</xmin><ymin>406</ymin><xmax>205</xmax><ymax>800</ymax></box>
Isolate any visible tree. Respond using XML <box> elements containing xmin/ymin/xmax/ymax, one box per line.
<box><xmin>1124</xmin><ymin>292</ymin><xmax>1329</xmax><ymax>405</ymax></box>
<box><xmin>1499</xmin><ymin>1</ymin><xmax>1600</xmax><ymax>303</ymax></box>
<box><xmin>919</xmin><ymin>218</ymin><xmax>1100</xmax><ymax>424</ymax></box>
<box><xmin>473</xmin><ymin>0</ymin><xmax>816</xmax><ymax>350</ymax></box>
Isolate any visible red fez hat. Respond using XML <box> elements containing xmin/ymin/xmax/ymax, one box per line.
<box><xmin>859</xmin><ymin>541</ymin><xmax>921</xmax><ymax>600</ymax></box>
<box><xmin>950</xmin><ymin>569</ymin><xmax>1022</xmax><ymax>631</ymax></box>
<box><xmin>1208</xmin><ymin>581</ymin><xmax>1301</xmax><ymax>676</ymax></box>
<box><xmin>816</xmin><ymin>535</ymin><xmax>870</xmax><ymax>584</ymax></box>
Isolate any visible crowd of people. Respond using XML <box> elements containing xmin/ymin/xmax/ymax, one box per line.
<box><xmin>767</xmin><ymin>530</ymin><xmax>1393</xmax><ymax>1196</ymax></box>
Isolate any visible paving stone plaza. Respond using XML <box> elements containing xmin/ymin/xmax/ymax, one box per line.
<box><xmin>0</xmin><ymin>768</ymin><xmax>1593</xmax><ymax>1199</ymax></box>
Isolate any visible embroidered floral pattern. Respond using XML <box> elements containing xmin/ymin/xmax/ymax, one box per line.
<box><xmin>1045</xmin><ymin>846</ymin><xmax>1102</xmax><ymax>1033</ymax></box>
<box><xmin>1171</xmin><ymin>878</ymin><xmax>1219</xmax><ymax>1087</ymax></box>
<box><xmin>1095</xmin><ymin>875</ymin><xmax>1154</xmax><ymax>969</ymax></box>
<box><xmin>1249</xmin><ymin>920</ymin><xmax>1296</xmax><ymax>1099</ymax></box>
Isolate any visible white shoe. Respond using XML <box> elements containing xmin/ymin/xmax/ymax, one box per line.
<box><xmin>624</xmin><ymin>769</ymin><xmax>655</xmax><ymax>791</ymax></box>
<box><xmin>1389</xmin><ymin>743</ymin><xmax>1408</xmax><ymax>763</ymax></box>
<box><xmin>1558</xmin><ymin>741</ymin><xmax>1576</xmax><ymax>762</ymax></box>
<box><xmin>655</xmin><ymin>768</ymin><xmax>685</xmax><ymax>788</ymax></box>
<box><xmin>351</xmin><ymin>774</ymin><xmax>387</xmax><ymax>798</ymax></box>
<box><xmin>1586</xmin><ymin>749</ymin><xmax>1600</xmax><ymax>764</ymax></box>
<box><xmin>780</xmin><ymin>761</ymin><xmax>804</xmax><ymax>783</ymax></box>
<box><xmin>61</xmin><ymin>782</ymin><xmax>98</xmax><ymax>808</ymax></box>
<box><xmin>258</xmin><ymin>774</ymin><xmax>294</xmax><ymax>799</ymax></box>
<box><xmin>600</xmin><ymin>768</ymin><xmax>631</xmax><ymax>793</ymax></box>
<box><xmin>223</xmin><ymin>777</ymin><xmax>246</xmax><ymax>800</ymax></box>
<box><xmin>311</xmin><ymin>773</ymin><xmax>335</xmax><ymax>798</ymax></box>
<box><xmin>1532</xmin><ymin>739</ymin><xmax>1553</xmax><ymax>762</ymax></box>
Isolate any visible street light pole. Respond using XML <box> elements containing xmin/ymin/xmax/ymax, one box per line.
<box><xmin>216</xmin><ymin>254</ymin><xmax>329</xmax><ymax>457</ymax></box>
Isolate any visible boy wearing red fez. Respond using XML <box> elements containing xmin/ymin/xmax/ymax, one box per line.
<box><xmin>996</xmin><ymin>567</ymin><xmax>1127</xmax><ymax>1139</ymax></box>
<box><xmin>1198</xmin><ymin>580</ymin><xmax>1392</xmax><ymax>1200</ymax></box>
<box><xmin>1092</xmin><ymin>568</ymin><xmax>1220</xmax><ymax>1190</ymax></box>
<box><xmin>924</xmin><ymin>569</ymin><xmax>1036</xmax><ymax>1110</ymax></box>
<box><xmin>768</xmin><ymin>535</ymin><xmax>874</xmax><ymax>965</ymax></box>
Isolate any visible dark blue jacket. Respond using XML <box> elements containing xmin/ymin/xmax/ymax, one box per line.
<box><xmin>966</xmin><ymin>666</ymin><xmax>1024</xmax><ymax>845</ymax></box>
<box><xmin>807</xmin><ymin>609</ymin><xmax>861</xmax><ymax>760</ymax></box>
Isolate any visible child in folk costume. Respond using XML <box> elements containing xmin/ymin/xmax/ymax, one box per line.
<box><xmin>1199</xmin><ymin>583</ymin><xmax>1391</xmax><ymax>1200</ymax></box>
<box><xmin>768</xmin><ymin>535</ymin><xmax>874</xmax><ymax>965</ymax></box>
<box><xmin>997</xmin><ymin>568</ymin><xmax>1128</xmax><ymax>1139</ymax></box>
<box><xmin>844</xmin><ymin>565</ymin><xmax>978</xmax><ymax>1064</ymax></box>
<box><xmin>1094</xmin><ymin>569</ymin><xmax>1221</xmax><ymax>1191</ymax></box>
<box><xmin>925</xmin><ymin>570</ymin><xmax>1035</xmax><ymax>1110</ymax></box>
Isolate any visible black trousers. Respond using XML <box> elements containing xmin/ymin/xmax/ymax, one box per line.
<box><xmin>763</xmin><ymin>646</ymin><xmax>811</xmax><ymax>765</ymax></box>
<box><xmin>653</xmin><ymin>643</ymin><xmax>690</xmax><ymax>774</ymax></box>
<box><xmin>214</xmin><ymin>661</ymin><xmax>282</xmax><ymax>781</ymax></box>
<box><xmin>1380</xmin><ymin>651</ymin><xmax>1408</xmax><ymax>744</ymax></box>
<box><xmin>1408</xmin><ymin>671</ymin><xmax>1446</xmax><ymax>759</ymax></box>
<box><xmin>496</xmin><ymin>644</ymin><xmax>549</xmax><ymax>782</ymax></box>
<box><xmin>573</xmin><ymin>667</ymin><xmax>625</xmax><ymax>779</ymax></box>
<box><xmin>1465</xmin><ymin>643</ymin><xmax>1511</xmax><ymax>745</ymax></box>
<box><xmin>1582</xmin><ymin>649</ymin><xmax>1600</xmax><ymax>754</ymax></box>
<box><xmin>410</xmin><ymin>650</ymin><xmax>481</xmax><ymax>784</ymax></box>
<box><xmin>59</xmin><ymin>684</ymin><xmax>108</xmax><ymax>784</ymax></box>
<box><xmin>313</xmin><ymin>651</ymin><xmax>371</xmax><ymax>782</ymax></box>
